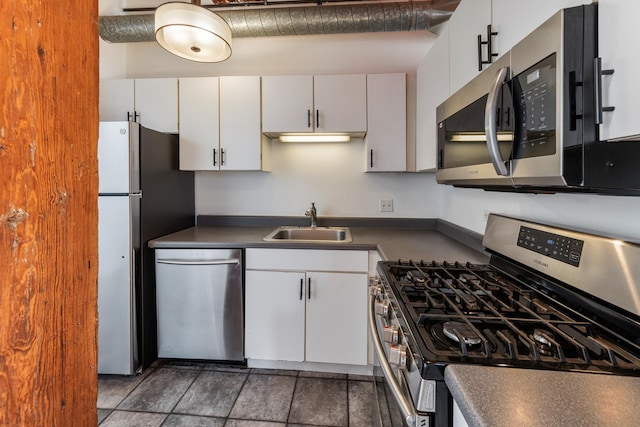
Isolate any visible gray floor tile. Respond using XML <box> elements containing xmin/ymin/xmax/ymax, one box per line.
<box><xmin>348</xmin><ymin>380</ymin><xmax>375</xmax><ymax>427</ymax></box>
<box><xmin>347</xmin><ymin>374</ymin><xmax>374</xmax><ymax>382</ymax></box>
<box><xmin>225</xmin><ymin>420</ymin><xmax>286</xmax><ymax>427</ymax></box>
<box><xmin>117</xmin><ymin>368</ymin><xmax>199</xmax><ymax>413</ymax></box>
<box><xmin>203</xmin><ymin>363</ymin><xmax>250</xmax><ymax>374</ymax></box>
<box><xmin>99</xmin><ymin>410</ymin><xmax>166</xmax><ymax>427</ymax></box>
<box><xmin>163</xmin><ymin>414</ymin><xmax>226</xmax><ymax>427</ymax></box>
<box><xmin>156</xmin><ymin>359</ymin><xmax>208</xmax><ymax>370</ymax></box>
<box><xmin>97</xmin><ymin>408</ymin><xmax>112</xmax><ymax>424</ymax></box>
<box><xmin>98</xmin><ymin>370</ymin><xmax>154</xmax><ymax>409</ymax></box>
<box><xmin>298</xmin><ymin>371</ymin><xmax>347</xmax><ymax>380</ymax></box>
<box><xmin>376</xmin><ymin>381</ymin><xmax>398</xmax><ymax>427</ymax></box>
<box><xmin>174</xmin><ymin>370</ymin><xmax>248</xmax><ymax>417</ymax></box>
<box><xmin>229</xmin><ymin>374</ymin><xmax>297</xmax><ymax>422</ymax></box>
<box><xmin>288</xmin><ymin>377</ymin><xmax>348</xmax><ymax>427</ymax></box>
<box><xmin>250</xmin><ymin>368</ymin><xmax>298</xmax><ymax>376</ymax></box>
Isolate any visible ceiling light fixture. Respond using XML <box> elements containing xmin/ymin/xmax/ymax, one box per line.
<box><xmin>278</xmin><ymin>134</ymin><xmax>352</xmax><ymax>143</ymax></box>
<box><xmin>154</xmin><ymin>1</ymin><xmax>232</xmax><ymax>63</ymax></box>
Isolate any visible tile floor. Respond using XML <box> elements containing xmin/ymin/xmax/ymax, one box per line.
<box><xmin>98</xmin><ymin>360</ymin><xmax>380</xmax><ymax>427</ymax></box>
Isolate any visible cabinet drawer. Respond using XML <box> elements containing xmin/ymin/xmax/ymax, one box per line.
<box><xmin>246</xmin><ymin>248</ymin><xmax>368</xmax><ymax>272</ymax></box>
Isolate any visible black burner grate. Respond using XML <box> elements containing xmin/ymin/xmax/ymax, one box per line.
<box><xmin>378</xmin><ymin>260</ymin><xmax>640</xmax><ymax>375</ymax></box>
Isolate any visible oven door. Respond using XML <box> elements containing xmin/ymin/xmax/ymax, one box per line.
<box><xmin>436</xmin><ymin>54</ymin><xmax>515</xmax><ymax>187</ymax></box>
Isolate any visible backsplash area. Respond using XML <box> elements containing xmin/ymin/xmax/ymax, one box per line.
<box><xmin>196</xmin><ymin>137</ymin><xmax>640</xmax><ymax>241</ymax></box>
<box><xmin>195</xmin><ymin>139</ymin><xmax>442</xmax><ymax>219</ymax></box>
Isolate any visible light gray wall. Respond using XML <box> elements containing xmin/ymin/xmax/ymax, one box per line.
<box><xmin>440</xmin><ymin>186</ymin><xmax>640</xmax><ymax>240</ymax></box>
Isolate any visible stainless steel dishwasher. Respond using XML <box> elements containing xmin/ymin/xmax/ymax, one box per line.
<box><xmin>154</xmin><ymin>248</ymin><xmax>243</xmax><ymax>361</ymax></box>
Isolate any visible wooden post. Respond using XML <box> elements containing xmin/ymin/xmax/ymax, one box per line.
<box><xmin>0</xmin><ymin>1</ymin><xmax>99</xmax><ymax>425</ymax></box>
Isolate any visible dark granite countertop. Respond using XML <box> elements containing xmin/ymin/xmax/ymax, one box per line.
<box><xmin>148</xmin><ymin>217</ymin><xmax>490</xmax><ymax>264</ymax></box>
<box><xmin>445</xmin><ymin>365</ymin><xmax>640</xmax><ymax>427</ymax></box>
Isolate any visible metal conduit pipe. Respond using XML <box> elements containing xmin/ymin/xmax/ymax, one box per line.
<box><xmin>99</xmin><ymin>1</ymin><xmax>455</xmax><ymax>43</ymax></box>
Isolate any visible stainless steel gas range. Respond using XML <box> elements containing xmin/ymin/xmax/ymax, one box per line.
<box><xmin>369</xmin><ymin>214</ymin><xmax>640</xmax><ymax>427</ymax></box>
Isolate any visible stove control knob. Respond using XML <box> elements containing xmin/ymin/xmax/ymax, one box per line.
<box><xmin>383</xmin><ymin>325</ymin><xmax>399</xmax><ymax>344</ymax></box>
<box><xmin>375</xmin><ymin>301</ymin><xmax>390</xmax><ymax>318</ymax></box>
<box><xmin>389</xmin><ymin>345</ymin><xmax>407</xmax><ymax>368</ymax></box>
<box><xmin>369</xmin><ymin>284</ymin><xmax>382</xmax><ymax>296</ymax></box>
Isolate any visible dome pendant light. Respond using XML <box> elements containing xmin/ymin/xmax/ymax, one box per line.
<box><xmin>154</xmin><ymin>1</ymin><xmax>232</xmax><ymax>63</ymax></box>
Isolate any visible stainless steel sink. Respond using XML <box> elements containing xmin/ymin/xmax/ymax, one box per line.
<box><xmin>263</xmin><ymin>226</ymin><xmax>352</xmax><ymax>243</ymax></box>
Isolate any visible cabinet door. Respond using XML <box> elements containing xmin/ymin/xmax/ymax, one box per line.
<box><xmin>305</xmin><ymin>272</ymin><xmax>368</xmax><ymax>365</ymax></box>
<box><xmin>365</xmin><ymin>73</ymin><xmax>407</xmax><ymax>172</ymax></box>
<box><xmin>314</xmin><ymin>74</ymin><xmax>367</xmax><ymax>133</ymax></box>
<box><xmin>100</xmin><ymin>79</ymin><xmax>135</xmax><ymax>122</ymax></box>
<box><xmin>492</xmin><ymin>0</ymin><xmax>590</xmax><ymax>55</ymax></box>
<box><xmin>262</xmin><ymin>75</ymin><xmax>313</xmax><ymax>134</ymax></box>
<box><xmin>416</xmin><ymin>26</ymin><xmax>450</xmax><ymax>171</ymax></box>
<box><xmin>219</xmin><ymin>76</ymin><xmax>264</xmax><ymax>170</ymax></box>
<box><xmin>598</xmin><ymin>0</ymin><xmax>640</xmax><ymax>141</ymax></box>
<box><xmin>134</xmin><ymin>78</ymin><xmax>178</xmax><ymax>133</ymax></box>
<box><xmin>448</xmin><ymin>0</ymin><xmax>492</xmax><ymax>94</ymax></box>
<box><xmin>178</xmin><ymin>77</ymin><xmax>219</xmax><ymax>171</ymax></box>
<box><xmin>245</xmin><ymin>270</ymin><xmax>305</xmax><ymax>362</ymax></box>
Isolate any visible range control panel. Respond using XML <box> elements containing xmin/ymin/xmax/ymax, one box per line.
<box><xmin>517</xmin><ymin>226</ymin><xmax>584</xmax><ymax>267</ymax></box>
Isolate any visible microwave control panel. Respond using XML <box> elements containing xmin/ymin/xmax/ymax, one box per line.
<box><xmin>517</xmin><ymin>226</ymin><xmax>583</xmax><ymax>267</ymax></box>
<box><xmin>512</xmin><ymin>54</ymin><xmax>557</xmax><ymax>159</ymax></box>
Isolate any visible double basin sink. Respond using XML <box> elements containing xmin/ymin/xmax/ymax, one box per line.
<box><xmin>263</xmin><ymin>226</ymin><xmax>352</xmax><ymax>243</ymax></box>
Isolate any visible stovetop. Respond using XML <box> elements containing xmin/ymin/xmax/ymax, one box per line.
<box><xmin>378</xmin><ymin>259</ymin><xmax>640</xmax><ymax>376</ymax></box>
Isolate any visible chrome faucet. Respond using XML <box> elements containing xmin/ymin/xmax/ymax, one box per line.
<box><xmin>305</xmin><ymin>202</ymin><xmax>318</xmax><ymax>228</ymax></box>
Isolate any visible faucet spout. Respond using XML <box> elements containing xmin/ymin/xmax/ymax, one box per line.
<box><xmin>305</xmin><ymin>202</ymin><xmax>318</xmax><ymax>228</ymax></box>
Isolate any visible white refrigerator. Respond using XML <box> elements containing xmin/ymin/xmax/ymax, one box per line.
<box><xmin>98</xmin><ymin>121</ymin><xmax>194</xmax><ymax>375</ymax></box>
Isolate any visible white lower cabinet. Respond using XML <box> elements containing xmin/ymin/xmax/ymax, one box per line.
<box><xmin>245</xmin><ymin>249</ymin><xmax>369</xmax><ymax>366</ymax></box>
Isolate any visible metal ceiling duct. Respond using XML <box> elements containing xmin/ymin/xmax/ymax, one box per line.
<box><xmin>99</xmin><ymin>1</ymin><xmax>457</xmax><ymax>43</ymax></box>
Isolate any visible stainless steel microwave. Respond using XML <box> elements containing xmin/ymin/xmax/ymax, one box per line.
<box><xmin>436</xmin><ymin>4</ymin><xmax>640</xmax><ymax>195</ymax></box>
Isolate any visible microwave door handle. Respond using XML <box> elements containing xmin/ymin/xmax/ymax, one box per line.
<box><xmin>368</xmin><ymin>293</ymin><xmax>418</xmax><ymax>427</ymax></box>
<box><xmin>485</xmin><ymin>66</ymin><xmax>510</xmax><ymax>176</ymax></box>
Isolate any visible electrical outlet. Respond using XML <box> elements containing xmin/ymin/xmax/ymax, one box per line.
<box><xmin>379</xmin><ymin>199</ymin><xmax>394</xmax><ymax>212</ymax></box>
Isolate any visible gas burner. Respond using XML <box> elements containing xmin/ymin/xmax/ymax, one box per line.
<box><xmin>407</xmin><ymin>270</ymin><xmax>427</xmax><ymax>285</ymax></box>
<box><xmin>442</xmin><ymin>321</ymin><xmax>482</xmax><ymax>346</ymax></box>
<box><xmin>532</xmin><ymin>329</ymin><xmax>555</xmax><ymax>356</ymax></box>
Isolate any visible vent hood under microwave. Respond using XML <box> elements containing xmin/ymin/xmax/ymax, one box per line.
<box><xmin>435</xmin><ymin>4</ymin><xmax>640</xmax><ymax>195</ymax></box>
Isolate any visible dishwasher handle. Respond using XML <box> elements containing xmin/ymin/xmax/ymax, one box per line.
<box><xmin>156</xmin><ymin>258</ymin><xmax>240</xmax><ymax>266</ymax></box>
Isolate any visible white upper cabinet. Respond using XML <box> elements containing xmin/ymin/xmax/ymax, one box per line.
<box><xmin>219</xmin><ymin>76</ymin><xmax>270</xmax><ymax>171</ymax></box>
<box><xmin>448</xmin><ymin>0</ymin><xmax>591</xmax><ymax>95</ymax></box>
<box><xmin>416</xmin><ymin>25</ymin><xmax>450</xmax><ymax>172</ymax></box>
<box><xmin>179</xmin><ymin>76</ymin><xmax>269</xmax><ymax>172</ymax></box>
<box><xmin>178</xmin><ymin>77</ymin><xmax>219</xmax><ymax>171</ymax></box>
<box><xmin>598</xmin><ymin>0</ymin><xmax>640</xmax><ymax>141</ymax></box>
<box><xmin>314</xmin><ymin>74</ymin><xmax>367</xmax><ymax>134</ymax></box>
<box><xmin>99</xmin><ymin>78</ymin><xmax>178</xmax><ymax>133</ymax></box>
<box><xmin>99</xmin><ymin>79</ymin><xmax>135</xmax><ymax>122</ymax></box>
<box><xmin>262</xmin><ymin>75</ymin><xmax>314</xmax><ymax>134</ymax></box>
<box><xmin>491</xmin><ymin>0</ymin><xmax>592</xmax><ymax>57</ymax></box>
<box><xmin>448</xmin><ymin>0</ymin><xmax>492</xmax><ymax>95</ymax></box>
<box><xmin>134</xmin><ymin>78</ymin><xmax>179</xmax><ymax>133</ymax></box>
<box><xmin>262</xmin><ymin>74</ymin><xmax>367</xmax><ymax>135</ymax></box>
<box><xmin>365</xmin><ymin>73</ymin><xmax>407</xmax><ymax>172</ymax></box>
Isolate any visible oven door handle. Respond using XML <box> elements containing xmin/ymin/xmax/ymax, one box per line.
<box><xmin>484</xmin><ymin>66</ymin><xmax>510</xmax><ymax>176</ymax></box>
<box><xmin>368</xmin><ymin>293</ymin><xmax>417</xmax><ymax>427</ymax></box>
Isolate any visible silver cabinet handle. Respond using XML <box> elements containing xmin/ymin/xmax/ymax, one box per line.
<box><xmin>484</xmin><ymin>66</ymin><xmax>510</xmax><ymax>176</ymax></box>
<box><xmin>594</xmin><ymin>57</ymin><xmax>615</xmax><ymax>125</ymax></box>
<box><xmin>368</xmin><ymin>293</ymin><xmax>417</xmax><ymax>427</ymax></box>
<box><xmin>156</xmin><ymin>258</ymin><xmax>239</xmax><ymax>266</ymax></box>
